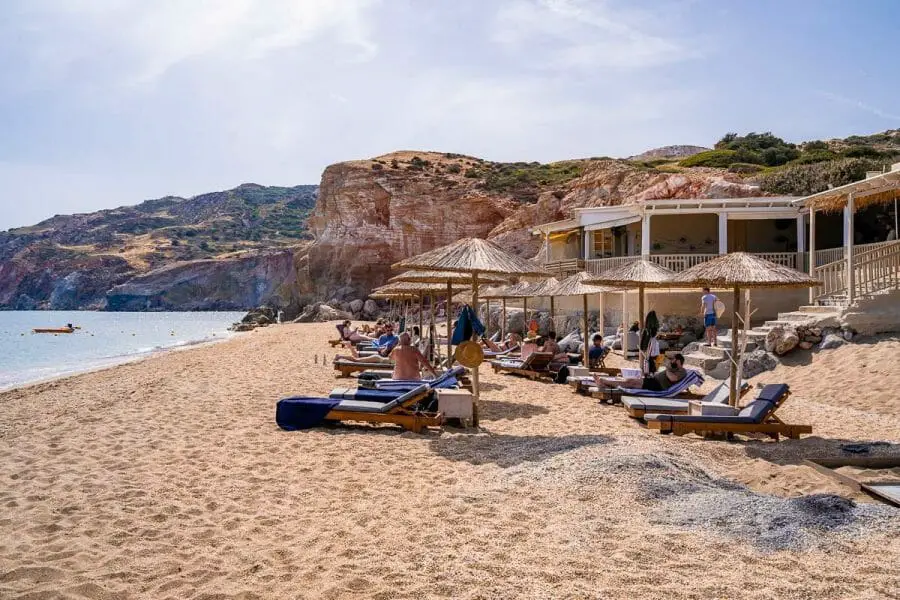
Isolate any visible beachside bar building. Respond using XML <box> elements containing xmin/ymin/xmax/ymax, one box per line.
<box><xmin>530</xmin><ymin>169</ymin><xmax>900</xmax><ymax>325</ymax></box>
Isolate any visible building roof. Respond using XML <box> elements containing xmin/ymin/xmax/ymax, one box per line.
<box><xmin>793</xmin><ymin>163</ymin><xmax>900</xmax><ymax>212</ymax></box>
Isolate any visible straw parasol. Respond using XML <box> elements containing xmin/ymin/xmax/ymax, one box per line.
<box><xmin>390</xmin><ymin>270</ymin><xmax>506</xmax><ymax>285</ymax></box>
<box><xmin>586</xmin><ymin>259</ymin><xmax>675</xmax><ymax>339</ymax></box>
<box><xmin>393</xmin><ymin>238</ymin><xmax>549</xmax><ymax>426</ymax></box>
<box><xmin>372</xmin><ymin>282</ymin><xmax>468</xmax><ymax>339</ymax></box>
<box><xmin>667</xmin><ymin>252</ymin><xmax>818</xmax><ymax>405</ymax></box>
<box><xmin>507</xmin><ymin>277</ymin><xmax>560</xmax><ymax>335</ymax></box>
<box><xmin>548</xmin><ymin>272</ymin><xmax>616</xmax><ymax>366</ymax></box>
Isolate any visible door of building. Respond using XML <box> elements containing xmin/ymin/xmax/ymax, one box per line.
<box><xmin>727</xmin><ymin>220</ymin><xmax>748</xmax><ymax>252</ymax></box>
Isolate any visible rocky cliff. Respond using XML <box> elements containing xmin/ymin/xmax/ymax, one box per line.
<box><xmin>302</xmin><ymin>152</ymin><xmax>763</xmax><ymax>300</ymax></box>
<box><xmin>0</xmin><ymin>183</ymin><xmax>316</xmax><ymax>310</ymax></box>
<box><xmin>106</xmin><ymin>247</ymin><xmax>306</xmax><ymax>312</ymax></box>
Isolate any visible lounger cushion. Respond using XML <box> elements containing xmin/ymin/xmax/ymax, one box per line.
<box><xmin>645</xmin><ymin>384</ymin><xmax>788</xmax><ymax>424</ymax></box>
<box><xmin>329</xmin><ymin>389</ymin><xmax>404</xmax><ymax>402</ymax></box>
<box><xmin>622</xmin><ymin>397</ymin><xmax>690</xmax><ymax>413</ymax></box>
<box><xmin>333</xmin><ymin>399</ymin><xmax>393</xmax><ymax>413</ymax></box>
<box><xmin>276</xmin><ymin>397</ymin><xmax>341</xmax><ymax>430</ymax></box>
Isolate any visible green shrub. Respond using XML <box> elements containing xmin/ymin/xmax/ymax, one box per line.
<box><xmin>446</xmin><ymin>163</ymin><xmax>462</xmax><ymax>174</ymax></box>
<box><xmin>842</xmin><ymin>145</ymin><xmax>884</xmax><ymax>159</ymax></box>
<box><xmin>791</xmin><ymin>150</ymin><xmax>837</xmax><ymax>165</ymax></box>
<box><xmin>758</xmin><ymin>158</ymin><xmax>883</xmax><ymax>195</ymax></box>
<box><xmin>727</xmin><ymin>162</ymin><xmax>764</xmax><ymax>174</ymax></box>
<box><xmin>464</xmin><ymin>168</ymin><xmax>482</xmax><ymax>178</ymax></box>
<box><xmin>679</xmin><ymin>149</ymin><xmax>739</xmax><ymax>168</ymax></box>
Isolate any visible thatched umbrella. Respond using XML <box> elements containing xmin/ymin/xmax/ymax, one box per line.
<box><xmin>392</xmin><ymin>238</ymin><xmax>549</xmax><ymax>426</ymax></box>
<box><xmin>667</xmin><ymin>252</ymin><xmax>818</xmax><ymax>406</ymax></box>
<box><xmin>372</xmin><ymin>281</ymin><xmax>467</xmax><ymax>341</ymax></box>
<box><xmin>478</xmin><ymin>284</ymin><xmax>517</xmax><ymax>340</ymax></box>
<box><xmin>507</xmin><ymin>277</ymin><xmax>560</xmax><ymax>337</ymax></box>
<box><xmin>586</xmin><ymin>259</ymin><xmax>675</xmax><ymax>333</ymax></box>
<box><xmin>389</xmin><ymin>270</ymin><xmax>508</xmax><ymax>362</ymax></box>
<box><xmin>548</xmin><ymin>272</ymin><xmax>616</xmax><ymax>366</ymax></box>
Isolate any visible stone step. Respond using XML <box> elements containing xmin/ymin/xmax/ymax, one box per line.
<box><xmin>776</xmin><ymin>311</ymin><xmax>822</xmax><ymax>322</ymax></box>
<box><xmin>699</xmin><ymin>344</ymin><xmax>731</xmax><ymax>359</ymax></box>
<box><xmin>763</xmin><ymin>320</ymin><xmax>794</xmax><ymax>328</ymax></box>
<box><xmin>683</xmin><ymin>352</ymin><xmax>723</xmax><ymax>371</ymax></box>
<box><xmin>711</xmin><ymin>336</ymin><xmax>759</xmax><ymax>352</ymax></box>
<box><xmin>797</xmin><ymin>305</ymin><xmax>843</xmax><ymax>314</ymax></box>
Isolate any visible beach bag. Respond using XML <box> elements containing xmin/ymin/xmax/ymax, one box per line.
<box><xmin>451</xmin><ymin>305</ymin><xmax>484</xmax><ymax>345</ymax></box>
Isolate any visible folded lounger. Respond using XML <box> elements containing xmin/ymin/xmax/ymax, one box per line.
<box><xmin>333</xmin><ymin>358</ymin><xmax>394</xmax><ymax>378</ymax></box>
<box><xmin>590</xmin><ymin>369</ymin><xmax>705</xmax><ymax>403</ymax></box>
<box><xmin>623</xmin><ymin>380</ymin><xmax>749</xmax><ymax>419</ymax></box>
<box><xmin>644</xmin><ymin>383</ymin><xmax>811</xmax><ymax>440</ymax></box>
<box><xmin>566</xmin><ymin>368</ymin><xmax>623</xmax><ymax>393</ymax></box>
<box><xmin>489</xmin><ymin>352</ymin><xmax>554</xmax><ymax>380</ymax></box>
<box><xmin>276</xmin><ymin>384</ymin><xmax>441</xmax><ymax>434</ymax></box>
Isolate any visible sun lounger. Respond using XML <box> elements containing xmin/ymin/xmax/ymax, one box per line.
<box><xmin>489</xmin><ymin>352</ymin><xmax>554</xmax><ymax>380</ymax></box>
<box><xmin>373</xmin><ymin>366</ymin><xmax>466</xmax><ymax>392</ymax></box>
<box><xmin>644</xmin><ymin>383</ymin><xmax>811</xmax><ymax>440</ymax></box>
<box><xmin>567</xmin><ymin>368</ymin><xmax>622</xmax><ymax>393</ymax></box>
<box><xmin>333</xmin><ymin>358</ymin><xmax>394</xmax><ymax>378</ymax></box>
<box><xmin>623</xmin><ymin>381</ymin><xmax>749</xmax><ymax>419</ymax></box>
<box><xmin>483</xmin><ymin>345</ymin><xmax>520</xmax><ymax>359</ymax></box>
<box><xmin>589</xmin><ymin>369</ymin><xmax>705</xmax><ymax>403</ymax></box>
<box><xmin>276</xmin><ymin>384</ymin><xmax>441</xmax><ymax>433</ymax></box>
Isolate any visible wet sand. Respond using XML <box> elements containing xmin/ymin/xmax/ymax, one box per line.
<box><xmin>1</xmin><ymin>322</ymin><xmax>899</xmax><ymax>599</ymax></box>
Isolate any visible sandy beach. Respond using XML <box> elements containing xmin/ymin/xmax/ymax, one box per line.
<box><xmin>2</xmin><ymin>322</ymin><xmax>900</xmax><ymax>599</ymax></box>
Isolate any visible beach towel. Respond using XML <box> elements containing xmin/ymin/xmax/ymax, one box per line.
<box><xmin>374</xmin><ymin>366</ymin><xmax>465</xmax><ymax>392</ymax></box>
<box><xmin>617</xmin><ymin>369</ymin><xmax>704</xmax><ymax>398</ymax></box>
<box><xmin>276</xmin><ymin>397</ymin><xmax>341</xmax><ymax>430</ymax></box>
<box><xmin>451</xmin><ymin>305</ymin><xmax>484</xmax><ymax>345</ymax></box>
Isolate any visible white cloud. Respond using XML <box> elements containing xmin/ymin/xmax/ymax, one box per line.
<box><xmin>493</xmin><ymin>0</ymin><xmax>699</xmax><ymax>69</ymax></box>
<box><xmin>817</xmin><ymin>90</ymin><xmax>900</xmax><ymax>122</ymax></box>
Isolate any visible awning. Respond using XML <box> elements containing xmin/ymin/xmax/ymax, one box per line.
<box><xmin>584</xmin><ymin>215</ymin><xmax>641</xmax><ymax>231</ymax></box>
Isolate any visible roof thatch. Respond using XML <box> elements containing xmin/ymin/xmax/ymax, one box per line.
<box><xmin>388</xmin><ymin>270</ymin><xmax>507</xmax><ymax>285</ymax></box>
<box><xmin>799</xmin><ymin>169</ymin><xmax>900</xmax><ymax>213</ymax></box>
<box><xmin>392</xmin><ymin>237</ymin><xmax>550</xmax><ymax>276</ymax></box>
<box><xmin>550</xmin><ymin>271</ymin><xmax>617</xmax><ymax>297</ymax></box>
<box><xmin>371</xmin><ymin>281</ymin><xmax>468</xmax><ymax>297</ymax></box>
<box><xmin>666</xmin><ymin>252</ymin><xmax>819</xmax><ymax>288</ymax></box>
<box><xmin>478</xmin><ymin>285</ymin><xmax>515</xmax><ymax>299</ymax></box>
<box><xmin>508</xmin><ymin>277</ymin><xmax>560</xmax><ymax>298</ymax></box>
<box><xmin>585</xmin><ymin>259</ymin><xmax>675</xmax><ymax>288</ymax></box>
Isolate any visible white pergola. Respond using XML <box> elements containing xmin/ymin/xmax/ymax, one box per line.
<box><xmin>794</xmin><ymin>164</ymin><xmax>900</xmax><ymax>303</ymax></box>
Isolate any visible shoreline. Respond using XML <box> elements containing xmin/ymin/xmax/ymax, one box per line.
<box><xmin>0</xmin><ymin>331</ymin><xmax>242</xmax><ymax>395</ymax></box>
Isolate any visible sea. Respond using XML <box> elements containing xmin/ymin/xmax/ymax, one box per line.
<box><xmin>0</xmin><ymin>311</ymin><xmax>245</xmax><ymax>391</ymax></box>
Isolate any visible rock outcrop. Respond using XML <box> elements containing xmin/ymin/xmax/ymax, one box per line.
<box><xmin>302</xmin><ymin>153</ymin><xmax>763</xmax><ymax>300</ymax></box>
<box><xmin>106</xmin><ymin>249</ymin><xmax>303</xmax><ymax>313</ymax></box>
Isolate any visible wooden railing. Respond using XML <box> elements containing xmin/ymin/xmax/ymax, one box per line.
<box><xmin>586</xmin><ymin>252</ymin><xmax>802</xmax><ymax>274</ymax></box>
<box><xmin>543</xmin><ymin>258</ymin><xmax>584</xmax><ymax>275</ymax></box>
<box><xmin>814</xmin><ymin>241</ymin><xmax>895</xmax><ymax>268</ymax></box>
<box><xmin>585</xmin><ymin>256</ymin><xmax>640</xmax><ymax>275</ymax></box>
<box><xmin>853</xmin><ymin>241</ymin><xmax>900</xmax><ymax>297</ymax></box>
<box><xmin>813</xmin><ymin>240</ymin><xmax>900</xmax><ymax>302</ymax></box>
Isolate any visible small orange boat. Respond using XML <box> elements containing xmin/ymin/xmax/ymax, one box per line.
<box><xmin>33</xmin><ymin>326</ymin><xmax>76</xmax><ymax>334</ymax></box>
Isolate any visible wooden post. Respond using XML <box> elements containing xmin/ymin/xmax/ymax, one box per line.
<box><xmin>638</xmin><ymin>284</ymin><xmax>645</xmax><ymax>330</ymax></box>
<box><xmin>730</xmin><ymin>285</ymin><xmax>741</xmax><ymax>407</ymax></box>
<box><xmin>429</xmin><ymin>292</ymin><xmax>435</xmax><ymax>362</ymax></box>
<box><xmin>485</xmin><ymin>298</ymin><xmax>491</xmax><ymax>338</ymax></box>
<box><xmin>582</xmin><ymin>293</ymin><xmax>590</xmax><ymax>367</ymax></box>
<box><xmin>501</xmin><ymin>298</ymin><xmax>507</xmax><ymax>340</ymax></box>
<box><xmin>549</xmin><ymin>296</ymin><xmax>555</xmax><ymax>332</ymax></box>
<box><xmin>599</xmin><ymin>291</ymin><xmax>605</xmax><ymax>339</ymax></box>
<box><xmin>523</xmin><ymin>297</ymin><xmax>529</xmax><ymax>333</ymax></box>
<box><xmin>809</xmin><ymin>208</ymin><xmax>817</xmax><ymax>304</ymax></box>
<box><xmin>446</xmin><ymin>281</ymin><xmax>453</xmax><ymax>364</ymax></box>
<box><xmin>418</xmin><ymin>292</ymin><xmax>423</xmax><ymax>340</ymax></box>
<box><xmin>846</xmin><ymin>192</ymin><xmax>855</xmax><ymax>303</ymax></box>
<box><xmin>471</xmin><ymin>272</ymin><xmax>480</xmax><ymax>428</ymax></box>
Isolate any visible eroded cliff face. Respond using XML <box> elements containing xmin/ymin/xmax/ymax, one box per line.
<box><xmin>303</xmin><ymin>154</ymin><xmax>764</xmax><ymax>300</ymax></box>
<box><xmin>106</xmin><ymin>248</ymin><xmax>306</xmax><ymax>313</ymax></box>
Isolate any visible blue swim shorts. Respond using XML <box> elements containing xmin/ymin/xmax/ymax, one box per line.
<box><xmin>704</xmin><ymin>314</ymin><xmax>717</xmax><ymax>328</ymax></box>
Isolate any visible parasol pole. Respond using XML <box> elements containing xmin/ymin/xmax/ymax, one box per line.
<box><xmin>502</xmin><ymin>297</ymin><xmax>507</xmax><ymax>340</ymax></box>
<box><xmin>550</xmin><ymin>296</ymin><xmax>556</xmax><ymax>331</ymax></box>
<box><xmin>485</xmin><ymin>298</ymin><xmax>491</xmax><ymax>338</ymax></box>
<box><xmin>418</xmin><ymin>292</ymin><xmax>423</xmax><ymax>340</ymax></box>
<box><xmin>730</xmin><ymin>285</ymin><xmax>741</xmax><ymax>407</ymax></box>
<box><xmin>471</xmin><ymin>271</ymin><xmax>481</xmax><ymax>427</ymax></box>
<box><xmin>582</xmin><ymin>293</ymin><xmax>590</xmax><ymax>367</ymax></box>
<box><xmin>599</xmin><ymin>291</ymin><xmax>605</xmax><ymax>340</ymax></box>
<box><xmin>430</xmin><ymin>292</ymin><xmax>436</xmax><ymax>363</ymax></box>
<box><xmin>446</xmin><ymin>281</ymin><xmax>453</xmax><ymax>366</ymax></box>
<box><xmin>523</xmin><ymin>297</ymin><xmax>529</xmax><ymax>334</ymax></box>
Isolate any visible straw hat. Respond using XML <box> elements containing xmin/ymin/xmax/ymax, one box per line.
<box><xmin>454</xmin><ymin>341</ymin><xmax>484</xmax><ymax>368</ymax></box>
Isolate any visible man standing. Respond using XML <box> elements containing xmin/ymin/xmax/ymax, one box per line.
<box><xmin>700</xmin><ymin>287</ymin><xmax>719</xmax><ymax>347</ymax></box>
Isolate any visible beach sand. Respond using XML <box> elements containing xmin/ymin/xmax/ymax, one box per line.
<box><xmin>2</xmin><ymin>322</ymin><xmax>899</xmax><ymax>599</ymax></box>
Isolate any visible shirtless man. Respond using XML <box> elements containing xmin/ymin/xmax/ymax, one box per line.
<box><xmin>593</xmin><ymin>353</ymin><xmax>688</xmax><ymax>392</ymax></box>
<box><xmin>390</xmin><ymin>332</ymin><xmax>437</xmax><ymax>380</ymax></box>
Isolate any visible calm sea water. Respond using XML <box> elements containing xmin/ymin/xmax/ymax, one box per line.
<box><xmin>0</xmin><ymin>311</ymin><xmax>245</xmax><ymax>391</ymax></box>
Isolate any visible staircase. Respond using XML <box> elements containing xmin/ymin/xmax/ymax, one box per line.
<box><xmin>683</xmin><ymin>305</ymin><xmax>842</xmax><ymax>374</ymax></box>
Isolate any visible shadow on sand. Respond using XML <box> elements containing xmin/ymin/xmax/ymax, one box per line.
<box><xmin>478</xmin><ymin>398</ymin><xmax>549</xmax><ymax>421</ymax></box>
<box><xmin>429</xmin><ymin>433</ymin><xmax>611</xmax><ymax>467</ymax></box>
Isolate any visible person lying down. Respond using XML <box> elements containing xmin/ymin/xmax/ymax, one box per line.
<box><xmin>334</xmin><ymin>332</ymin><xmax>437</xmax><ymax>381</ymax></box>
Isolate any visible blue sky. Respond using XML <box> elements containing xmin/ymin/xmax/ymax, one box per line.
<box><xmin>1</xmin><ymin>0</ymin><xmax>898</xmax><ymax>230</ymax></box>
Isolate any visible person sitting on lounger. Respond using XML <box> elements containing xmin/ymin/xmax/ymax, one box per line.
<box><xmin>541</xmin><ymin>332</ymin><xmax>568</xmax><ymax>362</ymax></box>
<box><xmin>390</xmin><ymin>332</ymin><xmax>437</xmax><ymax>380</ymax></box>
<box><xmin>594</xmin><ymin>353</ymin><xmax>687</xmax><ymax>392</ymax></box>
<box><xmin>588</xmin><ymin>334</ymin><xmax>609</xmax><ymax>369</ymax></box>
<box><xmin>338</xmin><ymin>320</ymin><xmax>374</xmax><ymax>343</ymax></box>
<box><xmin>373</xmin><ymin>323</ymin><xmax>399</xmax><ymax>356</ymax></box>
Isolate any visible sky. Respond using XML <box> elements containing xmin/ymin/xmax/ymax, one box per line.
<box><xmin>1</xmin><ymin>0</ymin><xmax>899</xmax><ymax>230</ymax></box>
